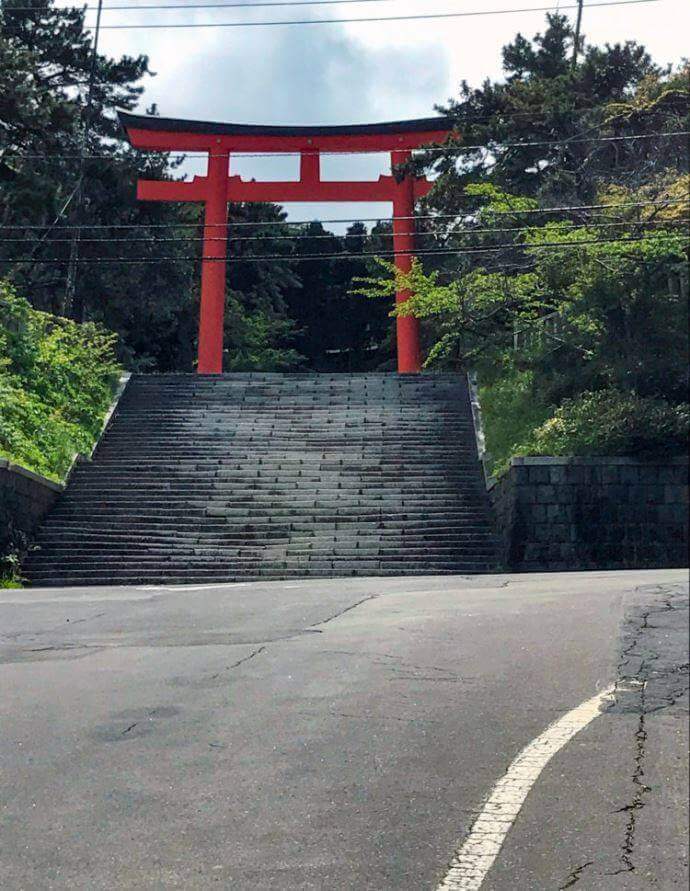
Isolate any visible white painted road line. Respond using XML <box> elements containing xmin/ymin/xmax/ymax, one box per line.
<box><xmin>436</xmin><ymin>685</ymin><xmax>616</xmax><ymax>891</ymax></box>
<box><xmin>136</xmin><ymin>582</ymin><xmax>251</xmax><ymax>591</ymax></box>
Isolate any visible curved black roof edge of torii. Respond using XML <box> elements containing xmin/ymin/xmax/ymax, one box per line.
<box><xmin>117</xmin><ymin>109</ymin><xmax>455</xmax><ymax>139</ymax></box>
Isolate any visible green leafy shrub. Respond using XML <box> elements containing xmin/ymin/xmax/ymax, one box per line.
<box><xmin>0</xmin><ymin>281</ymin><xmax>121</xmax><ymax>481</ymax></box>
<box><xmin>224</xmin><ymin>300</ymin><xmax>304</xmax><ymax>372</ymax></box>
<box><xmin>0</xmin><ymin>550</ymin><xmax>23</xmax><ymax>588</ymax></box>
<box><xmin>513</xmin><ymin>390</ymin><xmax>689</xmax><ymax>462</ymax></box>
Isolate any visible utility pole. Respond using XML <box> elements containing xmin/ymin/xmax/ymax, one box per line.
<box><xmin>63</xmin><ymin>0</ymin><xmax>104</xmax><ymax>317</ymax></box>
<box><xmin>571</xmin><ymin>0</ymin><xmax>584</xmax><ymax>69</ymax></box>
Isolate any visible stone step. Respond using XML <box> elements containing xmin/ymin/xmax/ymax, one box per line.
<box><xmin>77</xmin><ymin>457</ymin><xmax>476</xmax><ymax>466</ymax></box>
<box><xmin>35</xmin><ymin>528</ymin><xmax>494</xmax><ymax>545</ymax></box>
<box><xmin>116</xmin><ymin>413</ymin><xmax>470</xmax><ymax>420</ymax></box>
<box><xmin>36</xmin><ymin>517</ymin><xmax>493</xmax><ymax>534</ymax></box>
<box><xmin>27</xmin><ymin>544</ymin><xmax>496</xmax><ymax>561</ymax></box>
<box><xmin>112</xmin><ymin>429</ymin><xmax>473</xmax><ymax>436</ymax></box>
<box><xmin>26</xmin><ymin>549</ymin><xmax>498</xmax><ymax>569</ymax></box>
<box><xmin>54</xmin><ymin>492</ymin><xmax>485</xmax><ymax>506</ymax></box>
<box><xmin>93</xmin><ymin>449</ymin><xmax>476</xmax><ymax>460</ymax></box>
<box><xmin>25</xmin><ymin>565</ymin><xmax>496</xmax><ymax>585</ymax></box>
<box><xmin>114</xmin><ymin>412</ymin><xmax>470</xmax><ymax>419</ymax></box>
<box><xmin>63</xmin><ymin>483</ymin><xmax>480</xmax><ymax>495</ymax></box>
<box><xmin>71</xmin><ymin>469</ymin><xmax>480</xmax><ymax>480</ymax></box>
<box><xmin>106</xmin><ymin>414</ymin><xmax>473</xmax><ymax>421</ymax></box>
<box><xmin>47</xmin><ymin>510</ymin><xmax>489</xmax><ymax>525</ymax></box>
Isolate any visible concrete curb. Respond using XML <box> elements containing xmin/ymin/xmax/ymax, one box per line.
<box><xmin>64</xmin><ymin>372</ymin><xmax>132</xmax><ymax>482</ymax></box>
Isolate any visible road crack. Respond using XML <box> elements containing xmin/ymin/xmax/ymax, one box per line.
<box><xmin>608</xmin><ymin>584</ymin><xmax>688</xmax><ymax>876</ymax></box>
<box><xmin>319</xmin><ymin>649</ymin><xmax>471</xmax><ymax>682</ymax></box>
<box><xmin>559</xmin><ymin>860</ymin><xmax>594</xmax><ymax>888</ymax></box>
<box><xmin>611</xmin><ymin>683</ymin><xmax>651</xmax><ymax>876</ymax></box>
<box><xmin>208</xmin><ymin>645</ymin><xmax>267</xmax><ymax>679</ymax></box>
<box><xmin>310</xmin><ymin>594</ymin><xmax>380</xmax><ymax>628</ymax></box>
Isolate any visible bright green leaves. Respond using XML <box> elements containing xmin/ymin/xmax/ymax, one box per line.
<box><xmin>0</xmin><ymin>280</ymin><xmax>121</xmax><ymax>480</ymax></box>
<box><xmin>513</xmin><ymin>391</ymin><xmax>689</xmax><ymax>461</ymax></box>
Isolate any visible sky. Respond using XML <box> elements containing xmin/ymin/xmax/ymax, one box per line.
<box><xmin>69</xmin><ymin>0</ymin><xmax>690</xmax><ymax>228</ymax></box>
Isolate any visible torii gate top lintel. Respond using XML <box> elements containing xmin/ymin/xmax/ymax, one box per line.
<box><xmin>118</xmin><ymin>110</ymin><xmax>456</xmax><ymax>374</ymax></box>
<box><xmin>119</xmin><ymin>110</ymin><xmax>454</xmax><ymax>152</ymax></box>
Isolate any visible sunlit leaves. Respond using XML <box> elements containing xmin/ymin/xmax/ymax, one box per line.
<box><xmin>0</xmin><ymin>280</ymin><xmax>120</xmax><ymax>480</ymax></box>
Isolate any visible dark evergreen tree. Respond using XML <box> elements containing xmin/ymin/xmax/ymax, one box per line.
<box><xmin>0</xmin><ymin>0</ymin><xmax>304</xmax><ymax>371</ymax></box>
<box><xmin>282</xmin><ymin>220</ymin><xmax>393</xmax><ymax>370</ymax></box>
<box><xmin>421</xmin><ymin>14</ymin><xmax>688</xmax><ymax>212</ymax></box>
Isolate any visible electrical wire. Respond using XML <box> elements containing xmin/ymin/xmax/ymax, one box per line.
<box><xmin>4</xmin><ymin>128</ymin><xmax>688</xmax><ymax>161</ymax></box>
<box><xmin>0</xmin><ymin>0</ymin><xmax>661</xmax><ymax>29</ymax></box>
<box><xmin>0</xmin><ymin>217</ymin><xmax>685</xmax><ymax>246</ymax></box>
<box><xmin>0</xmin><ymin>199</ymin><xmax>685</xmax><ymax>231</ymax></box>
<box><xmin>8</xmin><ymin>0</ymin><xmax>470</xmax><ymax>10</ymax></box>
<box><xmin>2</xmin><ymin>232</ymin><xmax>686</xmax><ymax>264</ymax></box>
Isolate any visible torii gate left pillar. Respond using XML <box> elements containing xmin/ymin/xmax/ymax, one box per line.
<box><xmin>119</xmin><ymin>112</ymin><xmax>454</xmax><ymax>374</ymax></box>
<box><xmin>198</xmin><ymin>148</ymin><xmax>230</xmax><ymax>374</ymax></box>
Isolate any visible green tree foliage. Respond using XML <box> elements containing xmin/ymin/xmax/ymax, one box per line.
<box><xmin>360</xmin><ymin>213</ymin><xmax>688</xmax><ymax>466</ymax></box>
<box><xmin>421</xmin><ymin>13</ymin><xmax>688</xmax><ymax>209</ymax></box>
<box><xmin>0</xmin><ymin>0</ymin><xmax>199</xmax><ymax>366</ymax></box>
<box><xmin>0</xmin><ymin>0</ymin><xmax>310</xmax><ymax>372</ymax></box>
<box><xmin>222</xmin><ymin>202</ymin><xmax>303</xmax><ymax>372</ymax></box>
<box><xmin>357</xmin><ymin>16</ymin><xmax>689</xmax><ymax>468</ymax></box>
<box><xmin>0</xmin><ymin>280</ymin><xmax>120</xmax><ymax>480</ymax></box>
<box><xmin>283</xmin><ymin>221</ymin><xmax>393</xmax><ymax>371</ymax></box>
<box><xmin>356</xmin><ymin>188</ymin><xmax>688</xmax><ymax>469</ymax></box>
<box><xmin>514</xmin><ymin>390</ymin><xmax>689</xmax><ymax>462</ymax></box>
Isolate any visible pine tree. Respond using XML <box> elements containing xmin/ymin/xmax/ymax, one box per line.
<box><xmin>0</xmin><ymin>0</ymin><xmax>307</xmax><ymax>371</ymax></box>
<box><xmin>422</xmin><ymin>14</ymin><xmax>687</xmax><ymax>211</ymax></box>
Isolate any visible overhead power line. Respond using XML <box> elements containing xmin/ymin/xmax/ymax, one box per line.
<box><xmin>1</xmin><ymin>0</ymin><xmax>660</xmax><ymax>29</ymax></box>
<box><xmin>8</xmin><ymin>0</ymin><xmax>452</xmax><ymax>9</ymax></box>
<box><xmin>0</xmin><ymin>198</ymin><xmax>685</xmax><ymax>232</ymax></box>
<box><xmin>2</xmin><ymin>232</ymin><xmax>686</xmax><ymax>264</ymax></box>
<box><xmin>4</xmin><ymin>129</ymin><xmax>687</xmax><ymax>162</ymax></box>
<box><xmin>0</xmin><ymin>218</ymin><xmax>684</xmax><ymax>246</ymax></box>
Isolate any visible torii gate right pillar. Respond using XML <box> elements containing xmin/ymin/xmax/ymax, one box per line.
<box><xmin>392</xmin><ymin>150</ymin><xmax>421</xmax><ymax>374</ymax></box>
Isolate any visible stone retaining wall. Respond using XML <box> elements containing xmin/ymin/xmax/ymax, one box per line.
<box><xmin>489</xmin><ymin>456</ymin><xmax>688</xmax><ymax>571</ymax></box>
<box><xmin>0</xmin><ymin>459</ymin><xmax>64</xmax><ymax>558</ymax></box>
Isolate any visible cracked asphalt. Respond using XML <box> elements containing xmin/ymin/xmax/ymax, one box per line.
<box><xmin>1</xmin><ymin>569</ymin><xmax>687</xmax><ymax>890</ymax></box>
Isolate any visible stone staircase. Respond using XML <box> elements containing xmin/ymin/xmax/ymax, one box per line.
<box><xmin>23</xmin><ymin>373</ymin><xmax>499</xmax><ymax>586</ymax></box>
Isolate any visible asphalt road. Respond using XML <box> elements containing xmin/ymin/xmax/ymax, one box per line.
<box><xmin>1</xmin><ymin>570</ymin><xmax>687</xmax><ymax>890</ymax></box>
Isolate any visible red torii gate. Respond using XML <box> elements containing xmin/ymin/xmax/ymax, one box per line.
<box><xmin>118</xmin><ymin>111</ymin><xmax>454</xmax><ymax>374</ymax></box>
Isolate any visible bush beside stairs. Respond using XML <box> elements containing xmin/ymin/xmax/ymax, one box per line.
<box><xmin>23</xmin><ymin>373</ymin><xmax>499</xmax><ymax>586</ymax></box>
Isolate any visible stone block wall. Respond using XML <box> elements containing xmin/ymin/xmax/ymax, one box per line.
<box><xmin>0</xmin><ymin>459</ymin><xmax>64</xmax><ymax>558</ymax></box>
<box><xmin>489</xmin><ymin>456</ymin><xmax>688</xmax><ymax>571</ymax></box>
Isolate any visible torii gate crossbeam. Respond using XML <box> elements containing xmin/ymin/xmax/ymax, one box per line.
<box><xmin>119</xmin><ymin>112</ymin><xmax>454</xmax><ymax>374</ymax></box>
